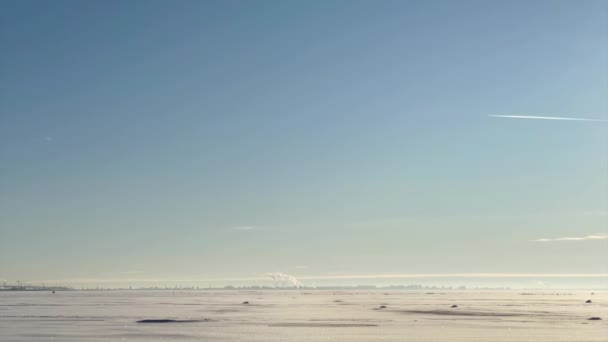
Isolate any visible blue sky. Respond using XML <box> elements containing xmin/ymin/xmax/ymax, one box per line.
<box><xmin>1</xmin><ymin>0</ymin><xmax>607</xmax><ymax>288</ymax></box>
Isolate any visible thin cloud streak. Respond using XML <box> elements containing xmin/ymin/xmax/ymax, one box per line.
<box><xmin>232</xmin><ymin>226</ymin><xmax>256</xmax><ymax>231</ymax></box>
<box><xmin>120</xmin><ymin>271</ymin><xmax>144</xmax><ymax>275</ymax></box>
<box><xmin>535</xmin><ymin>234</ymin><xmax>608</xmax><ymax>242</ymax></box>
<box><xmin>489</xmin><ymin>115</ymin><xmax>608</xmax><ymax>122</ymax></box>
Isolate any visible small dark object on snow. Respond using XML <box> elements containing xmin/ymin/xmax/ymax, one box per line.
<box><xmin>586</xmin><ymin>300</ymin><xmax>592</xmax><ymax>303</ymax></box>
<box><xmin>52</xmin><ymin>291</ymin><xmax>55</xmax><ymax>294</ymax></box>
<box><xmin>451</xmin><ymin>305</ymin><xmax>458</xmax><ymax>308</ymax></box>
<box><xmin>136</xmin><ymin>319</ymin><xmax>204</xmax><ymax>323</ymax></box>
<box><xmin>242</xmin><ymin>301</ymin><xmax>249</xmax><ymax>305</ymax></box>
<box><xmin>588</xmin><ymin>317</ymin><xmax>602</xmax><ymax>321</ymax></box>
<box><xmin>378</xmin><ymin>305</ymin><xmax>387</xmax><ymax>309</ymax></box>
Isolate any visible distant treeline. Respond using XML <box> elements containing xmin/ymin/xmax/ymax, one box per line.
<box><xmin>72</xmin><ymin>285</ymin><xmax>513</xmax><ymax>291</ymax></box>
<box><xmin>0</xmin><ymin>283</ymin><xmax>73</xmax><ymax>291</ymax></box>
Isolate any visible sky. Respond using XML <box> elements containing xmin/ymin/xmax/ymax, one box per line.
<box><xmin>1</xmin><ymin>0</ymin><xmax>607</xmax><ymax>288</ymax></box>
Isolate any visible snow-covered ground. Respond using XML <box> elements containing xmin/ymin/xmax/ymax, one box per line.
<box><xmin>1</xmin><ymin>290</ymin><xmax>606</xmax><ymax>341</ymax></box>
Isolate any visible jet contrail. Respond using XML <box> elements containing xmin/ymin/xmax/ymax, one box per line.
<box><xmin>489</xmin><ymin>115</ymin><xmax>607</xmax><ymax>122</ymax></box>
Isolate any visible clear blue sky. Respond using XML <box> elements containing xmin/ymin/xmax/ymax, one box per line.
<box><xmin>1</xmin><ymin>0</ymin><xmax>606</xmax><ymax>288</ymax></box>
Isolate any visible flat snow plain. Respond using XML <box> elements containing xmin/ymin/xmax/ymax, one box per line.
<box><xmin>1</xmin><ymin>290</ymin><xmax>606</xmax><ymax>341</ymax></box>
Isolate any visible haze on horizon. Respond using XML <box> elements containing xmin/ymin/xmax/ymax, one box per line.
<box><xmin>1</xmin><ymin>0</ymin><xmax>607</xmax><ymax>289</ymax></box>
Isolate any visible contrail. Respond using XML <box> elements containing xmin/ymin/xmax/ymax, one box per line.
<box><xmin>489</xmin><ymin>115</ymin><xmax>607</xmax><ymax>122</ymax></box>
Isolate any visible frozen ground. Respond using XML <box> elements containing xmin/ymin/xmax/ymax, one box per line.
<box><xmin>0</xmin><ymin>290</ymin><xmax>606</xmax><ymax>341</ymax></box>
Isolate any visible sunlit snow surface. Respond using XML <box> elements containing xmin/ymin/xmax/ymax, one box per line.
<box><xmin>1</xmin><ymin>290</ymin><xmax>606</xmax><ymax>341</ymax></box>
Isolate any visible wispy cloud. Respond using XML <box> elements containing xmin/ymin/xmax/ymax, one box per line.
<box><xmin>489</xmin><ymin>115</ymin><xmax>608</xmax><ymax>122</ymax></box>
<box><xmin>534</xmin><ymin>234</ymin><xmax>608</xmax><ymax>242</ymax></box>
<box><xmin>120</xmin><ymin>270</ymin><xmax>144</xmax><ymax>275</ymax></box>
<box><xmin>232</xmin><ymin>226</ymin><xmax>256</xmax><ymax>231</ymax></box>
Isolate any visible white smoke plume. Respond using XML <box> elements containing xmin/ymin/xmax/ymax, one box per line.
<box><xmin>266</xmin><ymin>272</ymin><xmax>302</xmax><ymax>288</ymax></box>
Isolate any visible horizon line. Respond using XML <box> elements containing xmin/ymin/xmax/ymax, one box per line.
<box><xmin>19</xmin><ymin>273</ymin><xmax>608</xmax><ymax>284</ymax></box>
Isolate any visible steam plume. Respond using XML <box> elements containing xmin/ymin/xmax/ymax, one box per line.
<box><xmin>266</xmin><ymin>272</ymin><xmax>302</xmax><ymax>288</ymax></box>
